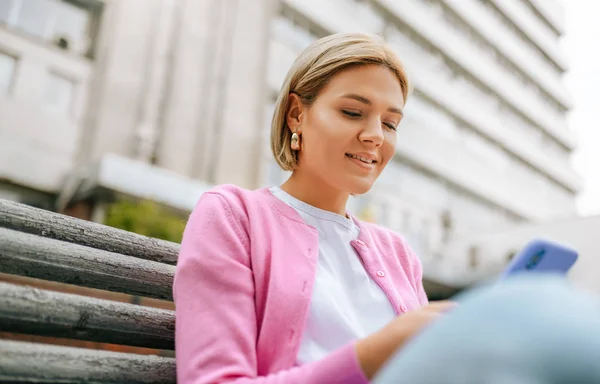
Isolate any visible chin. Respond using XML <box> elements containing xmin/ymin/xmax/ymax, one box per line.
<box><xmin>344</xmin><ymin>178</ymin><xmax>376</xmax><ymax>195</ymax></box>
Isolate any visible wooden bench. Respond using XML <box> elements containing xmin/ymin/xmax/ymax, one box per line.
<box><xmin>0</xmin><ymin>199</ymin><xmax>179</xmax><ymax>383</ymax></box>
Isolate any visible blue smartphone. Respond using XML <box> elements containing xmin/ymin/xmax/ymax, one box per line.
<box><xmin>500</xmin><ymin>238</ymin><xmax>578</xmax><ymax>279</ymax></box>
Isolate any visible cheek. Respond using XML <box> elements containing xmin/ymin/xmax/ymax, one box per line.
<box><xmin>380</xmin><ymin>134</ymin><xmax>397</xmax><ymax>165</ymax></box>
<box><xmin>304</xmin><ymin>109</ymin><xmax>349</xmax><ymax>151</ymax></box>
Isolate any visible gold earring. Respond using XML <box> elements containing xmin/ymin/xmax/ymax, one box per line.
<box><xmin>291</xmin><ymin>132</ymin><xmax>300</xmax><ymax>150</ymax></box>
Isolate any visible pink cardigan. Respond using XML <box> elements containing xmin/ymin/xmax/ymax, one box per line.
<box><xmin>173</xmin><ymin>185</ymin><xmax>428</xmax><ymax>383</ymax></box>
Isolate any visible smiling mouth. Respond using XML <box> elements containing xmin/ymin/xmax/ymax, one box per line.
<box><xmin>345</xmin><ymin>153</ymin><xmax>377</xmax><ymax>164</ymax></box>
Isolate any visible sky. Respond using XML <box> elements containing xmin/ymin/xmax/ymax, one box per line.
<box><xmin>562</xmin><ymin>1</ymin><xmax>600</xmax><ymax>216</ymax></box>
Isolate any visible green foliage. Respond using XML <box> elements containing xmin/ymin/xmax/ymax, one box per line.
<box><xmin>104</xmin><ymin>199</ymin><xmax>186</xmax><ymax>243</ymax></box>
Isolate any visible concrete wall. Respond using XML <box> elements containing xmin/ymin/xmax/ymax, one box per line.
<box><xmin>80</xmin><ymin>0</ymin><xmax>274</xmax><ymax>189</ymax></box>
<box><xmin>155</xmin><ymin>0</ymin><xmax>274</xmax><ymax>188</ymax></box>
<box><xmin>78</xmin><ymin>0</ymin><xmax>165</xmax><ymax>163</ymax></box>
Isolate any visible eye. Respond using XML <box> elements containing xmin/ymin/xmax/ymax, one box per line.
<box><xmin>341</xmin><ymin>110</ymin><xmax>361</xmax><ymax>118</ymax></box>
<box><xmin>383</xmin><ymin>122</ymin><xmax>398</xmax><ymax>131</ymax></box>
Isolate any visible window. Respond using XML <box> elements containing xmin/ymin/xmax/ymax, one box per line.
<box><xmin>379</xmin><ymin>161</ymin><xmax>450</xmax><ymax>210</ymax></box>
<box><xmin>449</xmin><ymin>190</ymin><xmax>497</xmax><ymax>232</ymax></box>
<box><xmin>2</xmin><ymin>0</ymin><xmax>95</xmax><ymax>56</ymax></box>
<box><xmin>263</xmin><ymin>102</ymin><xmax>275</xmax><ymax>137</ymax></box>
<box><xmin>481</xmin><ymin>0</ymin><xmax>562</xmax><ymax>75</ymax></box>
<box><xmin>386</xmin><ymin>25</ymin><xmax>433</xmax><ymax>72</ymax></box>
<box><xmin>438</xmin><ymin>0</ymin><xmax>564</xmax><ymax>117</ymax></box>
<box><xmin>499</xmin><ymin>104</ymin><xmax>544</xmax><ymax>146</ymax></box>
<box><xmin>401</xmin><ymin>210</ymin><xmax>412</xmax><ymax>233</ymax></box>
<box><xmin>463</xmin><ymin>130</ymin><xmax>510</xmax><ymax>170</ymax></box>
<box><xmin>419</xmin><ymin>219</ymin><xmax>431</xmax><ymax>255</ymax></box>
<box><xmin>276</xmin><ymin>7</ymin><xmax>320</xmax><ymax>52</ymax></box>
<box><xmin>542</xmin><ymin>135</ymin><xmax>569</xmax><ymax>160</ymax></box>
<box><xmin>0</xmin><ymin>52</ymin><xmax>16</xmax><ymax>95</ymax></box>
<box><xmin>0</xmin><ymin>0</ymin><xmax>16</xmax><ymax>24</ymax></box>
<box><xmin>44</xmin><ymin>71</ymin><xmax>75</xmax><ymax>116</ymax></box>
<box><xmin>514</xmin><ymin>0</ymin><xmax>560</xmax><ymax>38</ymax></box>
<box><xmin>506</xmin><ymin>250</ymin><xmax>517</xmax><ymax>263</ymax></box>
<box><xmin>14</xmin><ymin>0</ymin><xmax>53</xmax><ymax>38</ymax></box>
<box><xmin>50</xmin><ymin>2</ymin><xmax>91</xmax><ymax>54</ymax></box>
<box><xmin>263</xmin><ymin>100</ymin><xmax>290</xmax><ymax>186</ymax></box>
<box><xmin>406</xmin><ymin>95</ymin><xmax>459</xmax><ymax>139</ymax></box>
<box><xmin>468</xmin><ymin>246</ymin><xmax>479</xmax><ymax>269</ymax></box>
<box><xmin>376</xmin><ymin>199</ymin><xmax>394</xmax><ymax>228</ymax></box>
<box><xmin>349</xmin><ymin>0</ymin><xmax>384</xmax><ymax>33</ymax></box>
<box><xmin>440</xmin><ymin>209</ymin><xmax>452</xmax><ymax>243</ymax></box>
<box><xmin>267</xmin><ymin>35</ymin><xmax>299</xmax><ymax>89</ymax></box>
<box><xmin>273</xmin><ymin>16</ymin><xmax>298</xmax><ymax>47</ymax></box>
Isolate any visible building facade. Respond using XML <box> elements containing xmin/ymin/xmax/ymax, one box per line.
<box><xmin>264</xmin><ymin>0</ymin><xmax>580</xmax><ymax>271</ymax></box>
<box><xmin>0</xmin><ymin>0</ymin><xmax>580</xmax><ymax>284</ymax></box>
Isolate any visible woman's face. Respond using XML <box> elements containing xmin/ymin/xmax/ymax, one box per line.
<box><xmin>288</xmin><ymin>64</ymin><xmax>404</xmax><ymax>195</ymax></box>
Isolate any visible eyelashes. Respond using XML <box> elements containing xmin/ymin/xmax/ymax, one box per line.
<box><xmin>384</xmin><ymin>124</ymin><xmax>398</xmax><ymax>131</ymax></box>
<box><xmin>341</xmin><ymin>110</ymin><xmax>398</xmax><ymax>131</ymax></box>
<box><xmin>342</xmin><ymin>110</ymin><xmax>361</xmax><ymax>118</ymax></box>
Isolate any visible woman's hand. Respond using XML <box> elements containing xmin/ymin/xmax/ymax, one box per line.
<box><xmin>355</xmin><ymin>301</ymin><xmax>456</xmax><ymax>379</ymax></box>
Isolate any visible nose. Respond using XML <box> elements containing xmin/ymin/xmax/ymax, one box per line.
<box><xmin>358</xmin><ymin>118</ymin><xmax>384</xmax><ymax>147</ymax></box>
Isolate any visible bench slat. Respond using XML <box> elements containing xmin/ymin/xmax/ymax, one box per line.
<box><xmin>0</xmin><ymin>282</ymin><xmax>175</xmax><ymax>350</ymax></box>
<box><xmin>0</xmin><ymin>339</ymin><xmax>176</xmax><ymax>383</ymax></box>
<box><xmin>0</xmin><ymin>227</ymin><xmax>175</xmax><ymax>300</ymax></box>
<box><xmin>0</xmin><ymin>199</ymin><xmax>180</xmax><ymax>265</ymax></box>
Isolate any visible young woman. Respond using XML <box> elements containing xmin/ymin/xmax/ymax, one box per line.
<box><xmin>173</xmin><ymin>32</ymin><xmax>600</xmax><ymax>383</ymax></box>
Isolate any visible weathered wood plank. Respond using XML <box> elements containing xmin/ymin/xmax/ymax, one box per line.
<box><xmin>0</xmin><ymin>199</ymin><xmax>180</xmax><ymax>265</ymax></box>
<box><xmin>0</xmin><ymin>228</ymin><xmax>175</xmax><ymax>300</ymax></box>
<box><xmin>0</xmin><ymin>339</ymin><xmax>176</xmax><ymax>383</ymax></box>
<box><xmin>0</xmin><ymin>282</ymin><xmax>175</xmax><ymax>350</ymax></box>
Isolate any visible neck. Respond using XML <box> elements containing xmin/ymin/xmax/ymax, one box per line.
<box><xmin>280</xmin><ymin>170</ymin><xmax>350</xmax><ymax>217</ymax></box>
<box><xmin>281</xmin><ymin>169</ymin><xmax>350</xmax><ymax>216</ymax></box>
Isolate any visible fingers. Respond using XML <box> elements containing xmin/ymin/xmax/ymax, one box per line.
<box><xmin>424</xmin><ymin>300</ymin><xmax>457</xmax><ymax>313</ymax></box>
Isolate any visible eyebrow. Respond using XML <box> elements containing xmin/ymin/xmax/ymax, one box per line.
<box><xmin>341</xmin><ymin>93</ymin><xmax>404</xmax><ymax>116</ymax></box>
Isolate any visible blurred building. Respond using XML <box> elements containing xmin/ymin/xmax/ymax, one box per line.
<box><xmin>444</xmin><ymin>213</ymin><xmax>600</xmax><ymax>294</ymax></box>
<box><xmin>0</xmin><ymin>0</ymin><xmax>585</xmax><ymax>292</ymax></box>
<box><xmin>263</xmin><ymin>0</ymin><xmax>581</xmax><ymax>278</ymax></box>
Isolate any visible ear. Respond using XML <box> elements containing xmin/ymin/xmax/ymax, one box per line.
<box><xmin>286</xmin><ymin>93</ymin><xmax>304</xmax><ymax>133</ymax></box>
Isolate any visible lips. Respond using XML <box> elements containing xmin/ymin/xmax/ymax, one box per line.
<box><xmin>345</xmin><ymin>153</ymin><xmax>377</xmax><ymax>164</ymax></box>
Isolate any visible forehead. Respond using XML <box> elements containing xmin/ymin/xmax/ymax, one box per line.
<box><xmin>319</xmin><ymin>64</ymin><xmax>405</xmax><ymax>106</ymax></box>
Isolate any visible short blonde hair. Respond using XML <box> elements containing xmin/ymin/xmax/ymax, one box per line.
<box><xmin>270</xmin><ymin>32</ymin><xmax>410</xmax><ymax>171</ymax></box>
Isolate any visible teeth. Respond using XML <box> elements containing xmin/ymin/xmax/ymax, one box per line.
<box><xmin>347</xmin><ymin>154</ymin><xmax>375</xmax><ymax>164</ymax></box>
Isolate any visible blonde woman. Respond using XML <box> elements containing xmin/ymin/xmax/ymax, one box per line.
<box><xmin>173</xmin><ymin>33</ymin><xmax>600</xmax><ymax>383</ymax></box>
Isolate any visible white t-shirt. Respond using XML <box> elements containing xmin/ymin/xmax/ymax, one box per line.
<box><xmin>269</xmin><ymin>187</ymin><xmax>397</xmax><ymax>364</ymax></box>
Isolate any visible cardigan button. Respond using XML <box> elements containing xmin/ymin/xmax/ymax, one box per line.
<box><xmin>400</xmin><ymin>305</ymin><xmax>408</xmax><ymax>313</ymax></box>
<box><xmin>356</xmin><ymin>239</ymin><xmax>366</xmax><ymax>246</ymax></box>
<box><xmin>376</xmin><ymin>270</ymin><xmax>385</xmax><ymax>277</ymax></box>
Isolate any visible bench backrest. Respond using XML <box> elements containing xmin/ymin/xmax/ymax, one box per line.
<box><xmin>0</xmin><ymin>199</ymin><xmax>179</xmax><ymax>383</ymax></box>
